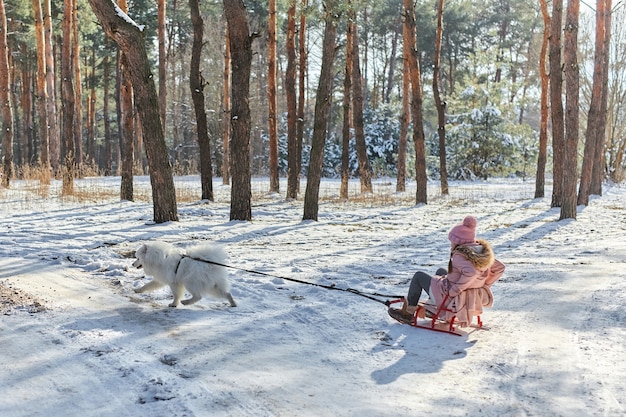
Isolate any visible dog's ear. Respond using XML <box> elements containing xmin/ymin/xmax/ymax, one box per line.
<box><xmin>135</xmin><ymin>243</ymin><xmax>147</xmax><ymax>257</ymax></box>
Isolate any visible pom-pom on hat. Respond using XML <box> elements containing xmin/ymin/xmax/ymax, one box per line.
<box><xmin>448</xmin><ymin>216</ymin><xmax>478</xmax><ymax>245</ymax></box>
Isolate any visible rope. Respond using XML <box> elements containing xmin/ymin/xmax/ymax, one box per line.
<box><xmin>181</xmin><ymin>255</ymin><xmax>404</xmax><ymax>306</ymax></box>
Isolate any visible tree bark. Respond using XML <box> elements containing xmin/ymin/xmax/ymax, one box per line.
<box><xmin>286</xmin><ymin>0</ymin><xmax>298</xmax><ymax>200</ymax></box>
<box><xmin>103</xmin><ymin>53</ymin><xmax>113</xmax><ymax>175</ymax></box>
<box><xmin>43</xmin><ymin>0</ymin><xmax>60</xmax><ymax>172</ymax></box>
<box><xmin>340</xmin><ymin>13</ymin><xmax>353</xmax><ymax>200</ymax></box>
<box><xmin>72</xmin><ymin>0</ymin><xmax>83</xmax><ymax>171</ymax></box>
<box><xmin>384</xmin><ymin>25</ymin><xmax>399</xmax><ymax>104</ymax></box>
<box><xmin>88</xmin><ymin>0</ymin><xmax>178</xmax><ymax>223</ymax></box>
<box><xmin>134</xmin><ymin>93</ymin><xmax>144</xmax><ymax>171</ymax></box>
<box><xmin>0</xmin><ymin>0</ymin><xmax>13</xmax><ymax>188</ymax></box>
<box><xmin>404</xmin><ymin>0</ymin><xmax>427</xmax><ymax>204</ymax></box>
<box><xmin>560</xmin><ymin>0</ymin><xmax>579</xmax><ymax>220</ymax></box>
<box><xmin>86</xmin><ymin>49</ymin><xmax>97</xmax><ymax>165</ymax></box>
<box><xmin>268</xmin><ymin>0</ymin><xmax>279</xmax><ymax>193</ymax></box>
<box><xmin>190</xmin><ymin>0</ymin><xmax>213</xmax><ymax>201</ymax></box>
<box><xmin>61</xmin><ymin>0</ymin><xmax>75</xmax><ymax>194</ymax></box>
<box><xmin>223</xmin><ymin>0</ymin><xmax>253</xmax><ymax>221</ymax></box>
<box><xmin>119</xmin><ymin>53</ymin><xmax>134</xmax><ymax>200</ymax></box>
<box><xmin>549</xmin><ymin>0</ymin><xmax>565</xmax><ymax>208</ymax></box>
<box><xmin>535</xmin><ymin>0</ymin><xmax>550</xmax><ymax>199</ymax></box>
<box><xmin>296</xmin><ymin>0</ymin><xmax>307</xmax><ymax>195</ymax></box>
<box><xmin>350</xmin><ymin>10</ymin><xmax>373</xmax><ymax>194</ymax></box>
<box><xmin>591</xmin><ymin>0</ymin><xmax>612</xmax><ymax>195</ymax></box>
<box><xmin>20</xmin><ymin>66</ymin><xmax>32</xmax><ymax>166</ymax></box>
<box><xmin>578</xmin><ymin>0</ymin><xmax>609</xmax><ymax>205</ymax></box>
<box><xmin>396</xmin><ymin>28</ymin><xmax>409</xmax><ymax>193</ymax></box>
<box><xmin>221</xmin><ymin>24</ymin><xmax>230</xmax><ymax>185</ymax></box>
<box><xmin>433</xmin><ymin>0</ymin><xmax>448</xmax><ymax>196</ymax></box>
<box><xmin>303</xmin><ymin>3</ymin><xmax>339</xmax><ymax>221</ymax></box>
<box><xmin>158</xmin><ymin>0</ymin><xmax>166</xmax><ymax>133</ymax></box>
<box><xmin>117</xmin><ymin>0</ymin><xmax>133</xmax><ymax>201</ymax></box>
<box><xmin>33</xmin><ymin>0</ymin><xmax>50</xmax><ymax>183</ymax></box>
<box><xmin>494</xmin><ymin>3</ymin><xmax>510</xmax><ymax>84</ymax></box>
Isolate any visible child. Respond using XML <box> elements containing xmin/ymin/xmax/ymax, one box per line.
<box><xmin>389</xmin><ymin>216</ymin><xmax>505</xmax><ymax>325</ymax></box>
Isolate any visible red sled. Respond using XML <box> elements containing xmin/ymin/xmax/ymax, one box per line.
<box><xmin>387</xmin><ymin>296</ymin><xmax>486</xmax><ymax>336</ymax></box>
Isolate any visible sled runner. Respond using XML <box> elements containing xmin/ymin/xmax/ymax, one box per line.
<box><xmin>387</xmin><ymin>295</ymin><xmax>486</xmax><ymax>336</ymax></box>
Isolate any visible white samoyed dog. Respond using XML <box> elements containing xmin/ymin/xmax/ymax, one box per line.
<box><xmin>132</xmin><ymin>241</ymin><xmax>237</xmax><ymax>308</ymax></box>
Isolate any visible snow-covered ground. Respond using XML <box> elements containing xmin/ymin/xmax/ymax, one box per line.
<box><xmin>1</xmin><ymin>176</ymin><xmax>624</xmax><ymax>417</ymax></box>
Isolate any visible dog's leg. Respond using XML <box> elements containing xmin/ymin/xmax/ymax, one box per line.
<box><xmin>135</xmin><ymin>280</ymin><xmax>165</xmax><ymax>294</ymax></box>
<box><xmin>168</xmin><ymin>283</ymin><xmax>185</xmax><ymax>307</ymax></box>
<box><xmin>226</xmin><ymin>293</ymin><xmax>237</xmax><ymax>307</ymax></box>
<box><xmin>181</xmin><ymin>293</ymin><xmax>202</xmax><ymax>305</ymax></box>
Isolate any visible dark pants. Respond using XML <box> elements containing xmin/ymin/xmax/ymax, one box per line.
<box><xmin>407</xmin><ymin>268</ymin><xmax>447</xmax><ymax>306</ymax></box>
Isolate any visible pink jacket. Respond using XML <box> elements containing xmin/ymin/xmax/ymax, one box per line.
<box><xmin>429</xmin><ymin>239</ymin><xmax>505</xmax><ymax>326</ymax></box>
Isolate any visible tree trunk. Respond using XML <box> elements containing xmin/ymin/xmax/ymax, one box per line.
<box><xmin>190</xmin><ymin>0</ymin><xmax>213</xmax><ymax>201</ymax></box>
<box><xmin>33</xmin><ymin>0</ymin><xmax>50</xmax><ymax>183</ymax></box>
<box><xmin>171</xmin><ymin>51</ymin><xmax>185</xmax><ymax>161</ymax></box>
<box><xmin>351</xmin><ymin>10</ymin><xmax>373</xmax><ymax>194</ymax></box>
<box><xmin>119</xmin><ymin>57</ymin><xmax>134</xmax><ymax>200</ymax></box>
<box><xmin>43</xmin><ymin>0</ymin><xmax>60</xmax><ymax>172</ymax></box>
<box><xmin>268</xmin><ymin>0</ymin><xmax>279</xmax><ymax>193</ymax></box>
<box><xmin>340</xmin><ymin>14</ymin><xmax>353</xmax><ymax>201</ymax></box>
<box><xmin>6</xmin><ymin>6</ymin><xmax>17</xmax><ymax>152</ymax></box>
<box><xmin>549</xmin><ymin>0</ymin><xmax>565</xmax><ymax>208</ymax></box>
<box><xmin>433</xmin><ymin>0</ymin><xmax>448</xmax><ymax>196</ymax></box>
<box><xmin>223</xmin><ymin>0</ymin><xmax>253</xmax><ymax>221</ymax></box>
<box><xmin>255</xmin><ymin>43</ymin><xmax>267</xmax><ymax>176</ymax></box>
<box><xmin>396</xmin><ymin>28</ymin><xmax>409</xmax><ymax>193</ymax></box>
<box><xmin>404</xmin><ymin>0</ymin><xmax>427</xmax><ymax>204</ymax></box>
<box><xmin>86</xmin><ymin>49</ymin><xmax>97</xmax><ymax>165</ymax></box>
<box><xmin>591</xmin><ymin>0</ymin><xmax>612</xmax><ymax>195</ymax></box>
<box><xmin>494</xmin><ymin>5</ymin><xmax>510</xmax><ymax>84</ymax></box>
<box><xmin>61</xmin><ymin>0</ymin><xmax>75</xmax><ymax>194</ymax></box>
<box><xmin>20</xmin><ymin>66</ymin><xmax>32</xmax><ymax>166</ymax></box>
<box><xmin>134</xmin><ymin>99</ymin><xmax>144</xmax><ymax>171</ymax></box>
<box><xmin>0</xmin><ymin>0</ymin><xmax>13</xmax><ymax>188</ymax></box>
<box><xmin>578</xmin><ymin>0</ymin><xmax>609</xmax><ymax>205</ymax></box>
<box><xmin>296</xmin><ymin>0</ymin><xmax>308</xmax><ymax>195</ymax></box>
<box><xmin>361</xmin><ymin>9</ymin><xmax>369</xmax><ymax>106</ymax></box>
<box><xmin>72</xmin><ymin>0</ymin><xmax>83</xmax><ymax>171</ymax></box>
<box><xmin>88</xmin><ymin>0</ymin><xmax>179</xmax><ymax>223</ymax></box>
<box><xmin>103</xmin><ymin>53</ymin><xmax>112</xmax><ymax>175</ymax></box>
<box><xmin>560</xmin><ymin>0</ymin><xmax>579</xmax><ymax>220</ymax></box>
<box><xmin>116</xmin><ymin>0</ymin><xmax>134</xmax><ymax>201</ymax></box>
<box><xmin>8</xmin><ymin>60</ymin><xmax>18</xmax><ymax>167</ymax></box>
<box><xmin>158</xmin><ymin>0</ymin><xmax>166</xmax><ymax>133</ymax></box>
<box><xmin>303</xmin><ymin>3</ymin><xmax>339</xmax><ymax>221</ymax></box>
<box><xmin>221</xmin><ymin>24</ymin><xmax>230</xmax><ymax>185</ymax></box>
<box><xmin>535</xmin><ymin>0</ymin><xmax>550</xmax><ymax>199</ymax></box>
<box><xmin>286</xmin><ymin>1</ymin><xmax>298</xmax><ymax>200</ymax></box>
<box><xmin>384</xmin><ymin>24</ymin><xmax>399</xmax><ymax>104</ymax></box>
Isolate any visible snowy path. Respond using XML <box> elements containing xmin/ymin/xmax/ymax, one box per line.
<box><xmin>2</xmin><ymin>251</ymin><xmax>623</xmax><ymax>417</ymax></box>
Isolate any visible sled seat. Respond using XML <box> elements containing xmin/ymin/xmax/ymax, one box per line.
<box><xmin>416</xmin><ymin>295</ymin><xmax>483</xmax><ymax>331</ymax></box>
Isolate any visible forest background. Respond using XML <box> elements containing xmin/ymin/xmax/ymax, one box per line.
<box><xmin>0</xmin><ymin>0</ymin><xmax>625</xmax><ymax>220</ymax></box>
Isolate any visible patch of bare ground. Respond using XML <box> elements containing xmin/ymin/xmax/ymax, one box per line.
<box><xmin>0</xmin><ymin>281</ymin><xmax>47</xmax><ymax>315</ymax></box>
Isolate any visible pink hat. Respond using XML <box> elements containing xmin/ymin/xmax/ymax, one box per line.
<box><xmin>448</xmin><ymin>216</ymin><xmax>478</xmax><ymax>245</ymax></box>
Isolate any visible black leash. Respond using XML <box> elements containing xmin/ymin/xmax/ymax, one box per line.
<box><xmin>181</xmin><ymin>255</ymin><xmax>404</xmax><ymax>306</ymax></box>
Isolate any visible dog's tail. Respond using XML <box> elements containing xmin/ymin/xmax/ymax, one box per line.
<box><xmin>185</xmin><ymin>244</ymin><xmax>227</xmax><ymax>264</ymax></box>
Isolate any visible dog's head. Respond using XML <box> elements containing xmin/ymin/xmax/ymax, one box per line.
<box><xmin>132</xmin><ymin>244</ymin><xmax>148</xmax><ymax>269</ymax></box>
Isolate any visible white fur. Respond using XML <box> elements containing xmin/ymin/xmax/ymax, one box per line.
<box><xmin>132</xmin><ymin>241</ymin><xmax>236</xmax><ymax>308</ymax></box>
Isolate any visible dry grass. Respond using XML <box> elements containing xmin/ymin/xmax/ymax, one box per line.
<box><xmin>7</xmin><ymin>161</ymin><xmax>448</xmax><ymax>208</ymax></box>
<box><xmin>1</xmin><ymin>174</ymin><xmax>540</xmax><ymax>213</ymax></box>
<box><xmin>15</xmin><ymin>165</ymin><xmax>49</xmax><ymax>182</ymax></box>
<box><xmin>2</xmin><ymin>176</ymin><xmax>421</xmax><ymax>211</ymax></box>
